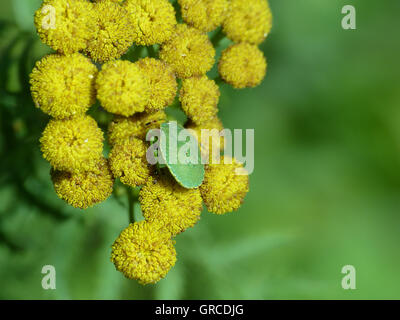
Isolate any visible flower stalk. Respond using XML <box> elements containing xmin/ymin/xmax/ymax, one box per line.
<box><xmin>127</xmin><ymin>186</ymin><xmax>135</xmax><ymax>224</ymax></box>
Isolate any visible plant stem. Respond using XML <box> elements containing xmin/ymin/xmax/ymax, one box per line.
<box><xmin>172</xmin><ymin>0</ymin><xmax>182</xmax><ymax>23</ymax></box>
<box><xmin>147</xmin><ymin>45</ymin><xmax>157</xmax><ymax>58</ymax></box>
<box><xmin>213</xmin><ymin>75</ymin><xmax>224</xmax><ymax>85</ymax></box>
<box><xmin>211</xmin><ymin>28</ymin><xmax>225</xmax><ymax>47</ymax></box>
<box><xmin>131</xmin><ymin>46</ymin><xmax>144</xmax><ymax>61</ymax></box>
<box><xmin>127</xmin><ymin>187</ymin><xmax>135</xmax><ymax>224</ymax></box>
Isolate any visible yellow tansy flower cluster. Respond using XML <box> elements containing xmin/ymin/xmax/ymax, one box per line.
<box><xmin>108</xmin><ymin>111</ymin><xmax>167</xmax><ymax>145</ymax></box>
<box><xmin>34</xmin><ymin>0</ymin><xmax>95</xmax><ymax>55</ymax></box>
<box><xmin>30</xmin><ymin>0</ymin><xmax>271</xmax><ymax>285</ymax></box>
<box><xmin>86</xmin><ymin>1</ymin><xmax>135</xmax><ymax>63</ymax></box>
<box><xmin>111</xmin><ymin>221</ymin><xmax>176</xmax><ymax>285</ymax></box>
<box><xmin>39</xmin><ymin>113</ymin><xmax>112</xmax><ymax>208</ymax></box>
<box><xmin>139</xmin><ymin>174</ymin><xmax>203</xmax><ymax>236</ymax></box>
<box><xmin>219</xmin><ymin>42</ymin><xmax>267</xmax><ymax>89</ymax></box>
<box><xmin>180</xmin><ymin>76</ymin><xmax>220</xmax><ymax>125</ymax></box>
<box><xmin>136</xmin><ymin>58</ymin><xmax>178</xmax><ymax>113</ymax></box>
<box><xmin>223</xmin><ymin>0</ymin><xmax>272</xmax><ymax>45</ymax></box>
<box><xmin>40</xmin><ymin>115</ymin><xmax>104</xmax><ymax>173</ymax></box>
<box><xmin>51</xmin><ymin>158</ymin><xmax>114</xmax><ymax>209</ymax></box>
<box><xmin>30</xmin><ymin>53</ymin><xmax>97</xmax><ymax>119</ymax></box>
<box><xmin>96</xmin><ymin>60</ymin><xmax>150</xmax><ymax>117</ymax></box>
<box><xmin>160</xmin><ymin>24</ymin><xmax>215</xmax><ymax>79</ymax></box>
<box><xmin>186</xmin><ymin>116</ymin><xmax>226</xmax><ymax>159</ymax></box>
<box><xmin>179</xmin><ymin>0</ymin><xmax>228</xmax><ymax>32</ymax></box>
<box><xmin>109</xmin><ymin>137</ymin><xmax>152</xmax><ymax>187</ymax></box>
<box><xmin>219</xmin><ymin>0</ymin><xmax>271</xmax><ymax>88</ymax></box>
<box><xmin>200</xmin><ymin>156</ymin><xmax>249</xmax><ymax>214</ymax></box>
<box><xmin>124</xmin><ymin>0</ymin><xmax>177</xmax><ymax>46</ymax></box>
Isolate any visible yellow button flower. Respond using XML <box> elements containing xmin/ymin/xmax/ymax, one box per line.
<box><xmin>86</xmin><ymin>1</ymin><xmax>135</xmax><ymax>63</ymax></box>
<box><xmin>111</xmin><ymin>221</ymin><xmax>176</xmax><ymax>285</ymax></box>
<box><xmin>200</xmin><ymin>156</ymin><xmax>249</xmax><ymax>214</ymax></box>
<box><xmin>178</xmin><ymin>0</ymin><xmax>228</xmax><ymax>32</ymax></box>
<box><xmin>186</xmin><ymin>116</ymin><xmax>225</xmax><ymax>158</ymax></box>
<box><xmin>30</xmin><ymin>53</ymin><xmax>97</xmax><ymax>119</ymax></box>
<box><xmin>219</xmin><ymin>43</ymin><xmax>267</xmax><ymax>89</ymax></box>
<box><xmin>136</xmin><ymin>58</ymin><xmax>177</xmax><ymax>113</ymax></box>
<box><xmin>51</xmin><ymin>158</ymin><xmax>114</xmax><ymax>209</ymax></box>
<box><xmin>93</xmin><ymin>0</ymin><xmax>124</xmax><ymax>3</ymax></box>
<box><xmin>96</xmin><ymin>60</ymin><xmax>150</xmax><ymax>116</ymax></box>
<box><xmin>124</xmin><ymin>0</ymin><xmax>177</xmax><ymax>46</ymax></box>
<box><xmin>223</xmin><ymin>0</ymin><xmax>272</xmax><ymax>45</ymax></box>
<box><xmin>180</xmin><ymin>76</ymin><xmax>220</xmax><ymax>125</ymax></box>
<box><xmin>160</xmin><ymin>24</ymin><xmax>215</xmax><ymax>79</ymax></box>
<box><xmin>34</xmin><ymin>0</ymin><xmax>95</xmax><ymax>54</ymax></box>
<box><xmin>108</xmin><ymin>110</ymin><xmax>167</xmax><ymax>145</ymax></box>
<box><xmin>109</xmin><ymin>137</ymin><xmax>152</xmax><ymax>187</ymax></box>
<box><xmin>139</xmin><ymin>174</ymin><xmax>203</xmax><ymax>236</ymax></box>
<box><xmin>40</xmin><ymin>115</ymin><xmax>104</xmax><ymax>173</ymax></box>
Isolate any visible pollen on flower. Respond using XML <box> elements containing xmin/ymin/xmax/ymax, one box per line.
<box><xmin>51</xmin><ymin>158</ymin><xmax>114</xmax><ymax>209</ymax></box>
<box><xmin>86</xmin><ymin>1</ymin><xmax>135</xmax><ymax>63</ymax></box>
<box><xmin>40</xmin><ymin>115</ymin><xmax>104</xmax><ymax>173</ymax></box>
<box><xmin>124</xmin><ymin>0</ymin><xmax>177</xmax><ymax>46</ymax></box>
<box><xmin>200</xmin><ymin>156</ymin><xmax>249</xmax><ymax>214</ymax></box>
<box><xmin>139</xmin><ymin>173</ymin><xmax>203</xmax><ymax>236</ymax></box>
<box><xmin>30</xmin><ymin>53</ymin><xmax>97</xmax><ymax>119</ymax></box>
<box><xmin>96</xmin><ymin>60</ymin><xmax>150</xmax><ymax>116</ymax></box>
<box><xmin>178</xmin><ymin>0</ymin><xmax>228</xmax><ymax>32</ymax></box>
<box><xmin>180</xmin><ymin>76</ymin><xmax>220</xmax><ymax>125</ymax></box>
<box><xmin>223</xmin><ymin>0</ymin><xmax>272</xmax><ymax>45</ymax></box>
<box><xmin>136</xmin><ymin>58</ymin><xmax>177</xmax><ymax>113</ymax></box>
<box><xmin>34</xmin><ymin>0</ymin><xmax>95</xmax><ymax>54</ymax></box>
<box><xmin>109</xmin><ymin>137</ymin><xmax>152</xmax><ymax>187</ymax></box>
<box><xmin>111</xmin><ymin>221</ymin><xmax>176</xmax><ymax>285</ymax></box>
<box><xmin>186</xmin><ymin>116</ymin><xmax>225</xmax><ymax>158</ymax></box>
<box><xmin>93</xmin><ymin>0</ymin><xmax>124</xmax><ymax>3</ymax></box>
<box><xmin>108</xmin><ymin>110</ymin><xmax>166</xmax><ymax>145</ymax></box>
<box><xmin>159</xmin><ymin>24</ymin><xmax>215</xmax><ymax>79</ymax></box>
<box><xmin>219</xmin><ymin>43</ymin><xmax>267</xmax><ymax>89</ymax></box>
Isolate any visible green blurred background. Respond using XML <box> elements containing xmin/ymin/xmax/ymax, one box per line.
<box><xmin>1</xmin><ymin>0</ymin><xmax>400</xmax><ymax>299</ymax></box>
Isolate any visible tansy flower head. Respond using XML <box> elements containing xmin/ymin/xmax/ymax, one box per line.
<box><xmin>108</xmin><ymin>110</ymin><xmax>166</xmax><ymax>145</ymax></box>
<box><xmin>124</xmin><ymin>0</ymin><xmax>177</xmax><ymax>46</ymax></box>
<box><xmin>30</xmin><ymin>53</ymin><xmax>97</xmax><ymax>119</ymax></box>
<box><xmin>109</xmin><ymin>137</ymin><xmax>152</xmax><ymax>187</ymax></box>
<box><xmin>40</xmin><ymin>115</ymin><xmax>104</xmax><ymax>172</ymax></box>
<box><xmin>159</xmin><ymin>24</ymin><xmax>215</xmax><ymax>79</ymax></box>
<box><xmin>223</xmin><ymin>0</ymin><xmax>272</xmax><ymax>45</ymax></box>
<box><xmin>136</xmin><ymin>58</ymin><xmax>177</xmax><ymax>113</ymax></box>
<box><xmin>219</xmin><ymin>43</ymin><xmax>267</xmax><ymax>89</ymax></box>
<box><xmin>139</xmin><ymin>173</ymin><xmax>203</xmax><ymax>236</ymax></box>
<box><xmin>51</xmin><ymin>158</ymin><xmax>114</xmax><ymax>209</ymax></box>
<box><xmin>178</xmin><ymin>0</ymin><xmax>228</xmax><ymax>32</ymax></box>
<box><xmin>180</xmin><ymin>76</ymin><xmax>220</xmax><ymax>125</ymax></box>
<box><xmin>186</xmin><ymin>116</ymin><xmax>225</xmax><ymax>158</ymax></box>
<box><xmin>200</xmin><ymin>156</ymin><xmax>249</xmax><ymax>214</ymax></box>
<box><xmin>93</xmin><ymin>0</ymin><xmax>124</xmax><ymax>3</ymax></box>
<box><xmin>96</xmin><ymin>60</ymin><xmax>150</xmax><ymax>116</ymax></box>
<box><xmin>111</xmin><ymin>221</ymin><xmax>176</xmax><ymax>284</ymax></box>
<box><xmin>86</xmin><ymin>1</ymin><xmax>135</xmax><ymax>63</ymax></box>
<box><xmin>34</xmin><ymin>0</ymin><xmax>95</xmax><ymax>54</ymax></box>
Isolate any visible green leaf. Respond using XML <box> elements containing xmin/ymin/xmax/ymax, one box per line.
<box><xmin>159</xmin><ymin>121</ymin><xmax>204</xmax><ymax>189</ymax></box>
